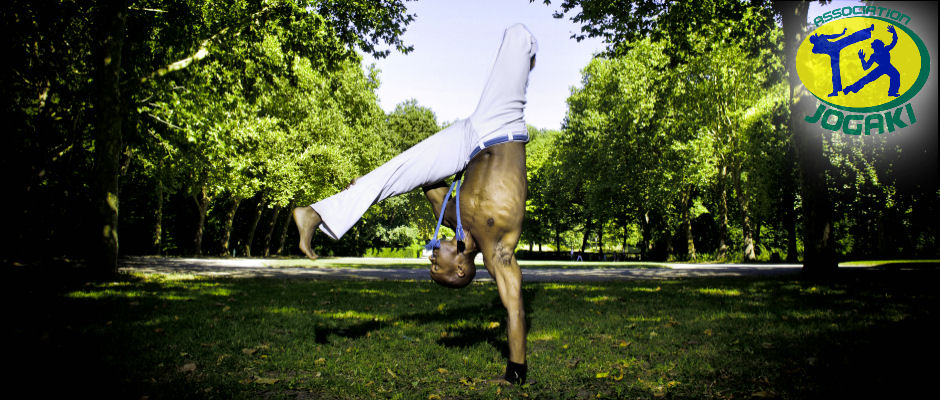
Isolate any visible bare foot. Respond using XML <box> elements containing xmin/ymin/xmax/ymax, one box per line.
<box><xmin>293</xmin><ymin>206</ymin><xmax>321</xmax><ymax>260</ymax></box>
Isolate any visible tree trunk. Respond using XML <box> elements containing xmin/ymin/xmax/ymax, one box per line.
<box><xmin>554</xmin><ymin>227</ymin><xmax>561</xmax><ymax>253</ymax></box>
<box><xmin>597</xmin><ymin>223</ymin><xmax>604</xmax><ymax>256</ymax></box>
<box><xmin>777</xmin><ymin>1</ymin><xmax>838</xmax><ymax>275</ymax></box>
<box><xmin>783</xmin><ymin>152</ymin><xmax>799</xmax><ymax>263</ymax></box>
<box><xmin>580</xmin><ymin>219</ymin><xmax>592</xmax><ymax>253</ymax></box>
<box><xmin>153</xmin><ymin>181</ymin><xmax>163</xmax><ymax>254</ymax></box>
<box><xmin>622</xmin><ymin>223</ymin><xmax>629</xmax><ymax>256</ymax></box>
<box><xmin>91</xmin><ymin>1</ymin><xmax>128</xmax><ymax>277</ymax></box>
<box><xmin>732</xmin><ymin>164</ymin><xmax>757</xmax><ymax>261</ymax></box>
<box><xmin>682</xmin><ymin>186</ymin><xmax>697</xmax><ymax>261</ymax></box>
<box><xmin>785</xmin><ymin>205</ymin><xmax>798</xmax><ymax>262</ymax></box>
<box><xmin>193</xmin><ymin>186</ymin><xmax>210</xmax><ymax>256</ymax></box>
<box><xmin>717</xmin><ymin>165</ymin><xmax>730</xmax><ymax>260</ymax></box>
<box><xmin>263</xmin><ymin>206</ymin><xmax>281</xmax><ymax>257</ymax></box>
<box><xmin>640</xmin><ymin>210</ymin><xmax>652</xmax><ymax>260</ymax></box>
<box><xmin>243</xmin><ymin>199</ymin><xmax>265</xmax><ymax>257</ymax></box>
<box><xmin>276</xmin><ymin>204</ymin><xmax>293</xmax><ymax>255</ymax></box>
<box><xmin>220</xmin><ymin>198</ymin><xmax>241</xmax><ymax>256</ymax></box>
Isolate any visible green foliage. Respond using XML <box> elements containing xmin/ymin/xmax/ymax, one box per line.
<box><xmin>6</xmin><ymin>0</ymin><xmax>935</xmax><ymax>262</ymax></box>
<box><xmin>526</xmin><ymin>0</ymin><xmax>936</xmax><ymax>262</ymax></box>
<box><xmin>5</xmin><ymin>0</ymin><xmax>420</xmax><ymax>259</ymax></box>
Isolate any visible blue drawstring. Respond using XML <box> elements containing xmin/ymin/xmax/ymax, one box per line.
<box><xmin>454</xmin><ymin>179</ymin><xmax>464</xmax><ymax>242</ymax></box>
<box><xmin>425</xmin><ymin>175</ymin><xmax>464</xmax><ymax>250</ymax></box>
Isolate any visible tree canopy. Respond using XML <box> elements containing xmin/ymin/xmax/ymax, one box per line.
<box><xmin>6</xmin><ymin>1</ymin><xmax>936</xmax><ymax>270</ymax></box>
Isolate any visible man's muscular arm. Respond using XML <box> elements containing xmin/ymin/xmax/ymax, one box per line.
<box><xmin>480</xmin><ymin>234</ymin><xmax>526</xmax><ymax>371</ymax></box>
<box><xmin>423</xmin><ymin>181</ymin><xmax>460</xmax><ymax>230</ymax></box>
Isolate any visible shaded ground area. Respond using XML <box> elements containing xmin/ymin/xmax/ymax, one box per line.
<box><xmin>118</xmin><ymin>256</ymin><xmax>912</xmax><ymax>281</ymax></box>
<box><xmin>10</xmin><ymin>261</ymin><xmax>940</xmax><ymax>399</ymax></box>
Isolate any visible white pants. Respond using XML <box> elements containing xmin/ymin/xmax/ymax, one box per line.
<box><xmin>311</xmin><ymin>24</ymin><xmax>537</xmax><ymax>240</ymax></box>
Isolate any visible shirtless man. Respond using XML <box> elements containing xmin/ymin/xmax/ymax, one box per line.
<box><xmin>292</xmin><ymin>23</ymin><xmax>536</xmax><ymax>384</ymax></box>
<box><xmin>421</xmin><ymin>140</ymin><xmax>528</xmax><ymax>384</ymax></box>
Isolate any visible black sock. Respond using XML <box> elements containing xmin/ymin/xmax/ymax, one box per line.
<box><xmin>505</xmin><ymin>361</ymin><xmax>527</xmax><ymax>384</ymax></box>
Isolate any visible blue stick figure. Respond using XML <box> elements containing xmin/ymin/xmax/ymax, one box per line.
<box><xmin>843</xmin><ymin>25</ymin><xmax>901</xmax><ymax>97</ymax></box>
<box><xmin>809</xmin><ymin>24</ymin><xmax>875</xmax><ymax>97</ymax></box>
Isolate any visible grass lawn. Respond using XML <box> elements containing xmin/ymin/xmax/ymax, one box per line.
<box><xmin>11</xmin><ymin>266</ymin><xmax>938</xmax><ymax>399</ymax></box>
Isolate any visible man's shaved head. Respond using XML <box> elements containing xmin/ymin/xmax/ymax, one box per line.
<box><xmin>429</xmin><ymin>239</ymin><xmax>476</xmax><ymax>288</ymax></box>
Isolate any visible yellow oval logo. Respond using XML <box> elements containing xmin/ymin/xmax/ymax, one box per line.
<box><xmin>796</xmin><ymin>17</ymin><xmax>928</xmax><ymax>112</ymax></box>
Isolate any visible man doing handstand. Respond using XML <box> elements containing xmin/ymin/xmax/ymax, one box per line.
<box><xmin>293</xmin><ymin>23</ymin><xmax>536</xmax><ymax>384</ymax></box>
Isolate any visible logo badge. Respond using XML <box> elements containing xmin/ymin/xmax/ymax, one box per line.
<box><xmin>796</xmin><ymin>15</ymin><xmax>930</xmax><ymax>134</ymax></box>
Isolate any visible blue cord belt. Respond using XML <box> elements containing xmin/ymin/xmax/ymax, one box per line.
<box><xmin>468</xmin><ymin>133</ymin><xmax>529</xmax><ymax>160</ymax></box>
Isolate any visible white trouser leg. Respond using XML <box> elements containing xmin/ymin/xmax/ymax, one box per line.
<box><xmin>311</xmin><ymin>120</ymin><xmax>475</xmax><ymax>240</ymax></box>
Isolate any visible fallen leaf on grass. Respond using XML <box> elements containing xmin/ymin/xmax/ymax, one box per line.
<box><xmin>619</xmin><ymin>340</ymin><xmax>630</xmax><ymax>348</ymax></box>
<box><xmin>437</xmin><ymin>368</ymin><xmax>448</xmax><ymax>374</ymax></box>
<box><xmin>386</xmin><ymin>368</ymin><xmax>398</xmax><ymax>379</ymax></box>
<box><xmin>314</xmin><ymin>357</ymin><xmax>326</xmax><ymax>365</ymax></box>
<box><xmin>254</xmin><ymin>377</ymin><xmax>279</xmax><ymax>385</ymax></box>
<box><xmin>596</xmin><ymin>372</ymin><xmax>609</xmax><ymax>379</ymax></box>
<box><xmin>751</xmin><ymin>390</ymin><xmax>776</xmax><ymax>398</ymax></box>
<box><xmin>703</xmin><ymin>329</ymin><xmax>713</xmax><ymax>336</ymax></box>
<box><xmin>459</xmin><ymin>377</ymin><xmax>477</xmax><ymax>389</ymax></box>
<box><xmin>242</xmin><ymin>348</ymin><xmax>257</xmax><ymax>355</ymax></box>
<box><xmin>179</xmin><ymin>363</ymin><xmax>197</xmax><ymax>373</ymax></box>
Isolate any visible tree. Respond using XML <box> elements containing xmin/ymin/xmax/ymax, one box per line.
<box><xmin>522</xmin><ymin>126</ymin><xmax>561</xmax><ymax>251</ymax></box>
<box><xmin>773</xmin><ymin>1</ymin><xmax>837</xmax><ymax>274</ymax></box>
<box><xmin>90</xmin><ymin>1</ymin><xmax>130</xmax><ymax>275</ymax></box>
<box><xmin>537</xmin><ymin>0</ymin><xmax>840</xmax><ymax>267</ymax></box>
<box><xmin>678</xmin><ymin>31</ymin><xmax>787</xmax><ymax>261</ymax></box>
<box><xmin>558</xmin><ymin>39</ymin><xmax>681</xmax><ymax>260</ymax></box>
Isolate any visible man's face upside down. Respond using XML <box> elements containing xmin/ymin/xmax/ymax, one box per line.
<box><xmin>429</xmin><ymin>239</ymin><xmax>476</xmax><ymax>288</ymax></box>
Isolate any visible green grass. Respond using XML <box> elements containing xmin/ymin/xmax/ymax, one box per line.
<box><xmin>11</xmin><ymin>267</ymin><xmax>938</xmax><ymax>399</ymax></box>
<box><xmin>260</xmin><ymin>257</ymin><xmax>667</xmax><ymax>270</ymax></box>
<box><xmin>839</xmin><ymin>259</ymin><xmax>940</xmax><ymax>267</ymax></box>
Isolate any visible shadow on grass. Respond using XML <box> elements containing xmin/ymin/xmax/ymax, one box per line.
<box><xmin>310</xmin><ymin>287</ymin><xmax>540</xmax><ymax>361</ymax></box>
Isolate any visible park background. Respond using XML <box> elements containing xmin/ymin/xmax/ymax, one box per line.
<box><xmin>5</xmin><ymin>1</ymin><xmax>940</xmax><ymax>399</ymax></box>
<box><xmin>4</xmin><ymin>0</ymin><xmax>938</xmax><ymax>272</ymax></box>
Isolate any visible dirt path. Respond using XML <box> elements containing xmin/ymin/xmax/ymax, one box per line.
<box><xmin>120</xmin><ymin>256</ymin><xmax>819</xmax><ymax>281</ymax></box>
